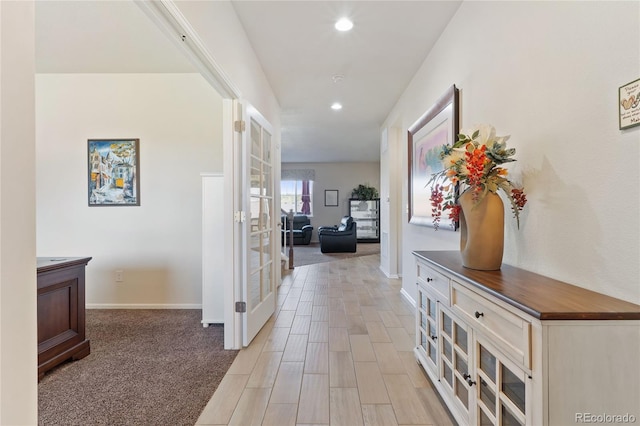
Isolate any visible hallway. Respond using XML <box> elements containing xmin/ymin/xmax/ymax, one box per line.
<box><xmin>196</xmin><ymin>254</ymin><xmax>455</xmax><ymax>425</ymax></box>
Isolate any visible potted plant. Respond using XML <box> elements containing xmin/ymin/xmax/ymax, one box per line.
<box><xmin>351</xmin><ymin>184</ymin><xmax>379</xmax><ymax>200</ymax></box>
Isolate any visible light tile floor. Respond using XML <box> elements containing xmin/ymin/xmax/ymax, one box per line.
<box><xmin>196</xmin><ymin>254</ymin><xmax>455</xmax><ymax>426</ymax></box>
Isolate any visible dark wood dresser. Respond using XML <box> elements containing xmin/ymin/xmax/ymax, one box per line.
<box><xmin>37</xmin><ymin>257</ymin><xmax>92</xmax><ymax>380</ymax></box>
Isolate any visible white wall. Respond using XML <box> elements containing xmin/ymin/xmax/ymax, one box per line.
<box><xmin>36</xmin><ymin>73</ymin><xmax>223</xmax><ymax>307</ymax></box>
<box><xmin>383</xmin><ymin>1</ymin><xmax>640</xmax><ymax>304</ymax></box>
<box><xmin>282</xmin><ymin>162</ymin><xmax>380</xmax><ymax>243</ymax></box>
<box><xmin>0</xmin><ymin>1</ymin><xmax>38</xmax><ymax>423</ymax></box>
<box><xmin>174</xmin><ymin>1</ymin><xmax>280</xmax><ymax>131</ymax></box>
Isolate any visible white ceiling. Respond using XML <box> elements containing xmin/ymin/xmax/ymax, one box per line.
<box><xmin>231</xmin><ymin>1</ymin><xmax>461</xmax><ymax>162</ymax></box>
<box><xmin>35</xmin><ymin>0</ymin><xmax>462</xmax><ymax>163</ymax></box>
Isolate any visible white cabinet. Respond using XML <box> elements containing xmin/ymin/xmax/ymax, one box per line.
<box><xmin>349</xmin><ymin>198</ymin><xmax>380</xmax><ymax>242</ymax></box>
<box><xmin>202</xmin><ymin>173</ymin><xmax>224</xmax><ymax>326</ymax></box>
<box><xmin>413</xmin><ymin>251</ymin><xmax>640</xmax><ymax>426</ymax></box>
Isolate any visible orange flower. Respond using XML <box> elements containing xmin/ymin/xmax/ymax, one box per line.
<box><xmin>465</xmin><ymin>146</ymin><xmax>487</xmax><ymax>189</ymax></box>
<box><xmin>446</xmin><ymin>204</ymin><xmax>462</xmax><ymax>224</ymax></box>
<box><xmin>445</xmin><ymin>169</ymin><xmax>459</xmax><ymax>184</ymax></box>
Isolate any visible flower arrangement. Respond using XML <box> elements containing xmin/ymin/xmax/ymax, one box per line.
<box><xmin>428</xmin><ymin>124</ymin><xmax>527</xmax><ymax>230</ymax></box>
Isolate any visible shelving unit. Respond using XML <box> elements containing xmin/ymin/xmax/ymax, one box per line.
<box><xmin>348</xmin><ymin>198</ymin><xmax>380</xmax><ymax>243</ymax></box>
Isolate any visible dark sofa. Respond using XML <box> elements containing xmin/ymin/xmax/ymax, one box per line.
<box><xmin>317</xmin><ymin>216</ymin><xmax>357</xmax><ymax>253</ymax></box>
<box><xmin>281</xmin><ymin>215</ymin><xmax>313</xmax><ymax>245</ymax></box>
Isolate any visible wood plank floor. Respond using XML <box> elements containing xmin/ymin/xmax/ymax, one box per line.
<box><xmin>196</xmin><ymin>254</ymin><xmax>455</xmax><ymax>426</ymax></box>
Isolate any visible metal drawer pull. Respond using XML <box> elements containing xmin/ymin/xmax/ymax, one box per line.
<box><xmin>426</xmin><ymin>277</ymin><xmax>433</xmax><ymax>282</ymax></box>
<box><xmin>430</xmin><ymin>335</ymin><xmax>437</xmax><ymax>341</ymax></box>
<box><xmin>474</xmin><ymin>311</ymin><xmax>484</xmax><ymax>319</ymax></box>
<box><xmin>463</xmin><ymin>373</ymin><xmax>476</xmax><ymax>386</ymax></box>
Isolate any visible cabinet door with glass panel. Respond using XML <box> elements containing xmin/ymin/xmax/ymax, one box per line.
<box><xmin>475</xmin><ymin>336</ymin><xmax>530</xmax><ymax>426</ymax></box>
<box><xmin>416</xmin><ymin>284</ymin><xmax>439</xmax><ymax>377</ymax></box>
<box><xmin>439</xmin><ymin>305</ymin><xmax>474</xmax><ymax>424</ymax></box>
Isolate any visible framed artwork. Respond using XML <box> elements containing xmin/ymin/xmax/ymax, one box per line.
<box><xmin>324</xmin><ymin>189</ymin><xmax>338</xmax><ymax>206</ymax></box>
<box><xmin>619</xmin><ymin>78</ymin><xmax>640</xmax><ymax>130</ymax></box>
<box><xmin>408</xmin><ymin>85</ymin><xmax>459</xmax><ymax>228</ymax></box>
<box><xmin>88</xmin><ymin>139</ymin><xmax>140</xmax><ymax>206</ymax></box>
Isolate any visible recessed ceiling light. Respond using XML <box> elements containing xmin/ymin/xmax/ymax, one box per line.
<box><xmin>331</xmin><ymin>103</ymin><xmax>343</xmax><ymax>110</ymax></box>
<box><xmin>335</xmin><ymin>18</ymin><xmax>353</xmax><ymax>32</ymax></box>
<box><xmin>332</xmin><ymin>74</ymin><xmax>345</xmax><ymax>84</ymax></box>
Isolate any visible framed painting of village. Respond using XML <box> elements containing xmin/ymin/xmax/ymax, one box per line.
<box><xmin>88</xmin><ymin>139</ymin><xmax>140</xmax><ymax>206</ymax></box>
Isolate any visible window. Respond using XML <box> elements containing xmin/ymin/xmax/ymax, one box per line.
<box><xmin>281</xmin><ymin>180</ymin><xmax>313</xmax><ymax>215</ymax></box>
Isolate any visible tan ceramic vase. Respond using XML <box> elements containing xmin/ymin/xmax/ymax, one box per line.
<box><xmin>458</xmin><ymin>190</ymin><xmax>504</xmax><ymax>270</ymax></box>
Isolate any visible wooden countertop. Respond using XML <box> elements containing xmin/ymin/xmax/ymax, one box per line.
<box><xmin>37</xmin><ymin>257</ymin><xmax>92</xmax><ymax>274</ymax></box>
<box><xmin>413</xmin><ymin>251</ymin><xmax>640</xmax><ymax>320</ymax></box>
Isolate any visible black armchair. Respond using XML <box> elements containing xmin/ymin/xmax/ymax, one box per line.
<box><xmin>281</xmin><ymin>215</ymin><xmax>313</xmax><ymax>245</ymax></box>
<box><xmin>318</xmin><ymin>216</ymin><xmax>357</xmax><ymax>253</ymax></box>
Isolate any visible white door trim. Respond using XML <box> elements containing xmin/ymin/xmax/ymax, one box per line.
<box><xmin>135</xmin><ymin>0</ymin><xmax>241</xmax><ymax>99</ymax></box>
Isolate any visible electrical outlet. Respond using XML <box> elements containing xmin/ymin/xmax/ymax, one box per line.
<box><xmin>115</xmin><ymin>270</ymin><xmax>124</xmax><ymax>282</ymax></box>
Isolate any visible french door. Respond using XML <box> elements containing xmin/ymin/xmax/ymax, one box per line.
<box><xmin>240</xmin><ymin>103</ymin><xmax>276</xmax><ymax>345</ymax></box>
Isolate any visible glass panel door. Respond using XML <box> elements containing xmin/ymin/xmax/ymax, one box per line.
<box><xmin>476</xmin><ymin>337</ymin><xmax>528</xmax><ymax>426</ymax></box>
<box><xmin>440</xmin><ymin>307</ymin><xmax>472</xmax><ymax>419</ymax></box>
<box><xmin>242</xmin><ymin>106</ymin><xmax>276</xmax><ymax>346</ymax></box>
<box><xmin>477</xmin><ymin>343</ymin><xmax>498</xmax><ymax>425</ymax></box>
<box><xmin>416</xmin><ymin>286</ymin><xmax>439</xmax><ymax>374</ymax></box>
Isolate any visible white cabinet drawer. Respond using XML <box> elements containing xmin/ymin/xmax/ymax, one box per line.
<box><xmin>451</xmin><ymin>282</ymin><xmax>531</xmax><ymax>369</ymax></box>
<box><xmin>417</xmin><ymin>262</ymin><xmax>450</xmax><ymax>305</ymax></box>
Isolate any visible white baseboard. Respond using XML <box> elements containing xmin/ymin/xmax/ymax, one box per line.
<box><xmin>400</xmin><ymin>288</ymin><xmax>416</xmax><ymax>308</ymax></box>
<box><xmin>86</xmin><ymin>303</ymin><xmax>202</xmax><ymax>309</ymax></box>
<box><xmin>379</xmin><ymin>265</ymin><xmax>399</xmax><ymax>279</ymax></box>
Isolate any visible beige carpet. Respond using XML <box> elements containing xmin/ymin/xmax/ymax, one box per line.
<box><xmin>38</xmin><ymin>309</ymin><xmax>237</xmax><ymax>426</ymax></box>
<box><xmin>287</xmin><ymin>242</ymin><xmax>380</xmax><ymax>267</ymax></box>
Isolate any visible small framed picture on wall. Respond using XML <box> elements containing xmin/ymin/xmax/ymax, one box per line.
<box><xmin>88</xmin><ymin>138</ymin><xmax>140</xmax><ymax>206</ymax></box>
<box><xmin>324</xmin><ymin>190</ymin><xmax>338</xmax><ymax>207</ymax></box>
<box><xmin>619</xmin><ymin>78</ymin><xmax>640</xmax><ymax>130</ymax></box>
